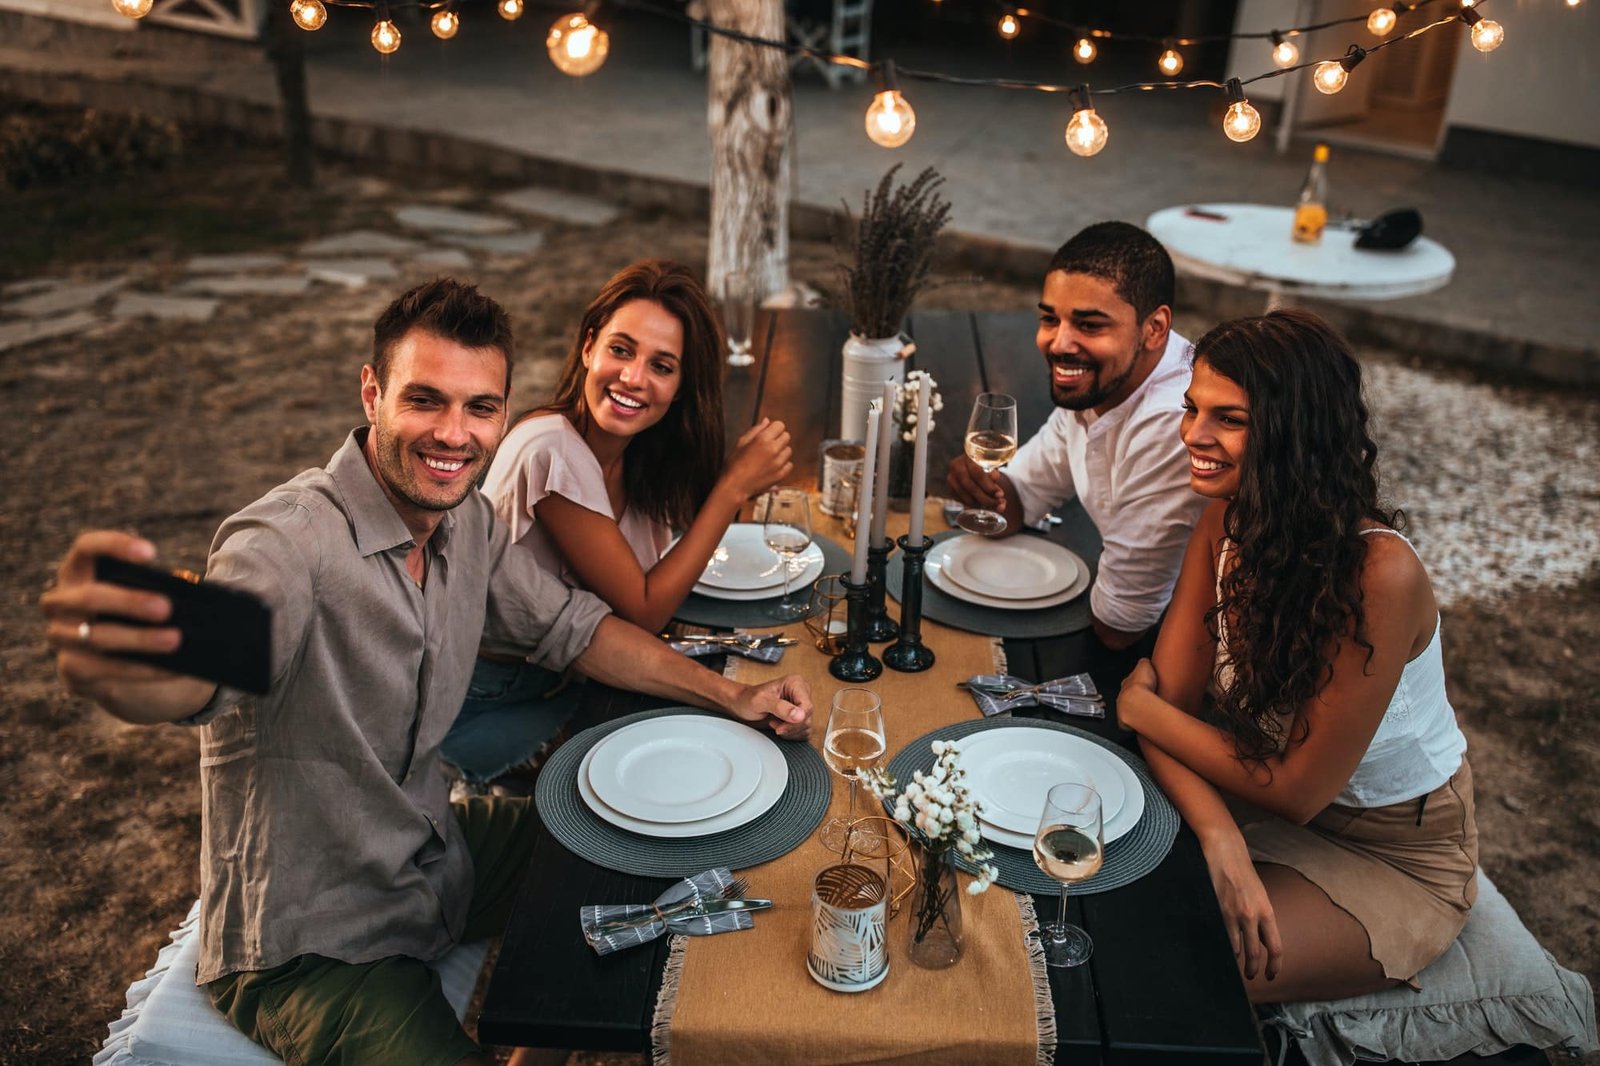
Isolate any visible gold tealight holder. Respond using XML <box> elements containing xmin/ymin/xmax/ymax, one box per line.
<box><xmin>842</xmin><ymin>816</ymin><xmax>914</xmax><ymax>918</ymax></box>
<box><xmin>803</xmin><ymin>572</ymin><xmax>850</xmax><ymax>655</ymax></box>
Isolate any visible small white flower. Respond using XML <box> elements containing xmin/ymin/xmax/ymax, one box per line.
<box><xmin>931</xmin><ymin>740</ymin><xmax>946</xmax><ymax>756</ymax></box>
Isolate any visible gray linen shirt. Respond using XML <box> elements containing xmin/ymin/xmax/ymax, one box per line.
<box><xmin>189</xmin><ymin>429</ymin><xmax>610</xmax><ymax>983</ymax></box>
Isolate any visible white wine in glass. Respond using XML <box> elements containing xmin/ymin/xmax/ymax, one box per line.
<box><xmin>957</xmin><ymin>393</ymin><xmax>1019</xmax><ymax>536</ymax></box>
<box><xmin>760</xmin><ymin>489</ymin><xmax>813</xmax><ymax>621</ymax></box>
<box><xmin>1033</xmin><ymin>783</ymin><xmax>1103</xmax><ymax>967</ymax></box>
<box><xmin>818</xmin><ymin>688</ymin><xmax>886</xmax><ymax>854</ymax></box>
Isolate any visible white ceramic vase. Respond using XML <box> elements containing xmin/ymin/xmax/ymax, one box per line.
<box><xmin>839</xmin><ymin>331</ymin><xmax>913</xmax><ymax>442</ymax></box>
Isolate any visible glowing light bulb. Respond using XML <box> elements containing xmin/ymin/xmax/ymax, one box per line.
<box><xmin>998</xmin><ymin>13</ymin><xmax>1019</xmax><ymax>39</ymax></box>
<box><xmin>111</xmin><ymin>0</ymin><xmax>153</xmax><ymax>18</ymax></box>
<box><xmin>1158</xmin><ymin>47</ymin><xmax>1184</xmax><ymax>76</ymax></box>
<box><xmin>290</xmin><ymin>0</ymin><xmax>327</xmax><ymax>30</ymax></box>
<box><xmin>1065</xmin><ymin>107</ymin><xmax>1108</xmax><ymax>157</ymax></box>
<box><xmin>864</xmin><ymin>90</ymin><xmax>916</xmax><ymax>148</ymax></box>
<box><xmin>1470</xmin><ymin>17</ymin><xmax>1504</xmax><ymax>51</ymax></box>
<box><xmin>498</xmin><ymin>0</ymin><xmax>524</xmax><ymax>20</ymax></box>
<box><xmin>1073</xmin><ymin>37</ymin><xmax>1097</xmax><ymax>63</ymax></box>
<box><xmin>1367</xmin><ymin>6</ymin><xmax>1397</xmax><ymax>35</ymax></box>
<box><xmin>1271</xmin><ymin>39</ymin><xmax>1298</xmax><ymax>68</ymax></box>
<box><xmin>1313</xmin><ymin>60</ymin><xmax>1349</xmax><ymax>94</ymax></box>
<box><xmin>371</xmin><ymin>18</ymin><xmax>401</xmax><ymax>54</ymax></box>
<box><xmin>547</xmin><ymin>13</ymin><xmax>609</xmax><ymax>76</ymax></box>
<box><xmin>1565</xmin><ymin>0</ymin><xmax>1580</xmax><ymax>8</ymax></box>
<box><xmin>1223</xmin><ymin>100</ymin><xmax>1262</xmax><ymax>142</ymax></box>
<box><xmin>431</xmin><ymin>9</ymin><xmax>459</xmax><ymax>39</ymax></box>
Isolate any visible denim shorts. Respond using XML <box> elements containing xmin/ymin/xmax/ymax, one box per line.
<box><xmin>441</xmin><ymin>657</ymin><xmax>585</xmax><ymax>784</ymax></box>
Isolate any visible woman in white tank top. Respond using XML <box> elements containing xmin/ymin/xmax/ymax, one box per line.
<box><xmin>1117</xmin><ymin>310</ymin><xmax>1476</xmax><ymax>1003</ymax></box>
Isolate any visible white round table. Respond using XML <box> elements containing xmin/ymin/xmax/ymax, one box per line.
<box><xmin>1146</xmin><ymin>203</ymin><xmax>1454</xmax><ymax>310</ymax></box>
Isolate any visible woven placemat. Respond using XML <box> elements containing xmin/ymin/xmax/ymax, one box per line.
<box><xmin>886</xmin><ymin>531</ymin><xmax>1093</xmax><ymax>639</ymax></box>
<box><xmin>674</xmin><ymin>534</ymin><xmax>853</xmax><ymax>629</ymax></box>
<box><xmin>535</xmin><ymin>707</ymin><xmax>829</xmax><ymax>878</ymax></box>
<box><xmin>883</xmin><ymin>718</ymin><xmax>1178</xmax><ymax>895</ymax></box>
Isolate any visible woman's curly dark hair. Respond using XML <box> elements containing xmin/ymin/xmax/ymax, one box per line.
<box><xmin>1194</xmin><ymin>309</ymin><xmax>1403</xmax><ymax>764</ymax></box>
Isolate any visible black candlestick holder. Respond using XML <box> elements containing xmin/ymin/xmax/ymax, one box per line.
<box><xmin>883</xmin><ymin>534</ymin><xmax>935</xmax><ymax>673</ymax></box>
<box><xmin>864</xmin><ymin>537</ymin><xmax>900</xmax><ymax>643</ymax></box>
<box><xmin>828</xmin><ymin>577</ymin><xmax>882</xmax><ymax>682</ymax></box>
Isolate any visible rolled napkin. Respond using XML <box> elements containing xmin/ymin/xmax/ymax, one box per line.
<box><xmin>581</xmin><ymin>867</ymin><xmax>754</xmax><ymax>956</ymax></box>
<box><xmin>963</xmin><ymin>673</ymin><xmax>1105</xmax><ymax>719</ymax></box>
<box><xmin>668</xmin><ymin>635</ymin><xmax>787</xmax><ymax>664</ymax></box>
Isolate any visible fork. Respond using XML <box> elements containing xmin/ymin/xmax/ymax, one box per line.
<box><xmin>957</xmin><ymin>679</ymin><xmax>1104</xmax><ymax>703</ymax></box>
<box><xmin>594</xmin><ymin>877</ymin><xmax>751</xmax><ymax>935</ymax></box>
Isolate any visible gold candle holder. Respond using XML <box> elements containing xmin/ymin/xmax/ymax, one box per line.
<box><xmin>803</xmin><ymin>572</ymin><xmax>850</xmax><ymax>655</ymax></box>
<box><xmin>841</xmin><ymin>816</ymin><xmax>915</xmax><ymax>918</ymax></box>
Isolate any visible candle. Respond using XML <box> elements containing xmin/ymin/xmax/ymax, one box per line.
<box><xmin>869</xmin><ymin>380</ymin><xmax>895</xmax><ymax>546</ymax></box>
<box><xmin>852</xmin><ymin>403</ymin><xmax>880</xmax><ymax>584</ymax></box>
<box><xmin>906</xmin><ymin>379</ymin><xmax>931</xmax><ymax>544</ymax></box>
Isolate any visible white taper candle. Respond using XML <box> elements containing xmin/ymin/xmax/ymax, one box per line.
<box><xmin>869</xmin><ymin>380</ymin><xmax>895</xmax><ymax>546</ymax></box>
<box><xmin>852</xmin><ymin>403</ymin><xmax>881</xmax><ymax>585</ymax></box>
<box><xmin>906</xmin><ymin>379</ymin><xmax>931</xmax><ymax>544</ymax></box>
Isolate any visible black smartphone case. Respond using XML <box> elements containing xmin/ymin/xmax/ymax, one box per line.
<box><xmin>92</xmin><ymin>557</ymin><xmax>273</xmax><ymax>695</ymax></box>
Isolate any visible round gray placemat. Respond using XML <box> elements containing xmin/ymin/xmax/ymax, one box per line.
<box><xmin>674</xmin><ymin>534</ymin><xmax>853</xmax><ymax>629</ymax></box>
<box><xmin>883</xmin><ymin>718</ymin><xmax>1178</xmax><ymax>895</ymax></box>
<box><xmin>535</xmin><ymin>707</ymin><xmax>830</xmax><ymax>878</ymax></box>
<box><xmin>886</xmin><ymin>531</ymin><xmax>1092</xmax><ymax>639</ymax></box>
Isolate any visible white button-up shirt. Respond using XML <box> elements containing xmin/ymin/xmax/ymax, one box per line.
<box><xmin>1005</xmin><ymin>331</ymin><xmax>1205</xmax><ymax>635</ymax></box>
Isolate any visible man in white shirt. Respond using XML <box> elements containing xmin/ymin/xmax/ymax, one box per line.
<box><xmin>947</xmin><ymin>222</ymin><xmax>1205</xmax><ymax>651</ymax></box>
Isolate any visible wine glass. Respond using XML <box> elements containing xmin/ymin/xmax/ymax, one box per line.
<box><xmin>760</xmin><ymin>489</ymin><xmax>813</xmax><ymax>621</ymax></box>
<box><xmin>955</xmin><ymin>393</ymin><xmax>1019</xmax><ymax>536</ymax></box>
<box><xmin>722</xmin><ymin>271</ymin><xmax>755</xmax><ymax>367</ymax></box>
<box><xmin>1033</xmin><ymin>783</ymin><xmax>1103</xmax><ymax>967</ymax></box>
<box><xmin>819</xmin><ymin>687</ymin><xmax>887</xmax><ymax>854</ymax></box>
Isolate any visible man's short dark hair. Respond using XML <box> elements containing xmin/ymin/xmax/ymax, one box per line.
<box><xmin>1047</xmin><ymin>222</ymin><xmax>1176</xmax><ymax>323</ymax></box>
<box><xmin>371</xmin><ymin>277</ymin><xmax>515</xmax><ymax>392</ymax></box>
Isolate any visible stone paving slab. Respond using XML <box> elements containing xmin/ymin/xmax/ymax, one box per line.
<box><xmin>4</xmin><ymin>277</ymin><xmax>129</xmax><ymax>317</ymax></box>
<box><xmin>437</xmin><ymin>231</ymin><xmax>546</xmax><ymax>256</ymax></box>
<box><xmin>111</xmin><ymin>292</ymin><xmax>220</xmax><ymax>322</ymax></box>
<box><xmin>185</xmin><ymin>253</ymin><xmax>289</xmax><ymax>274</ymax></box>
<box><xmin>301</xmin><ymin>230</ymin><xmax>425</xmax><ymax>257</ymax></box>
<box><xmin>0</xmin><ymin>310</ymin><xmax>102</xmax><ymax>353</ymax></box>
<box><xmin>392</xmin><ymin>205</ymin><xmax>518</xmax><ymax>236</ymax></box>
<box><xmin>492</xmin><ymin>186</ymin><xmax>621</xmax><ymax>226</ymax></box>
<box><xmin>180</xmin><ymin>275</ymin><xmax>313</xmax><ymax>297</ymax></box>
<box><xmin>408</xmin><ymin>247</ymin><xmax>474</xmax><ymax>271</ymax></box>
<box><xmin>305</xmin><ymin>258</ymin><xmax>399</xmax><ymax>289</ymax></box>
<box><xmin>2</xmin><ymin>277</ymin><xmax>64</xmax><ymax>298</ymax></box>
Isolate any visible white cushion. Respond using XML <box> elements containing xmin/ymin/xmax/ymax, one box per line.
<box><xmin>1264</xmin><ymin>873</ymin><xmax>1598</xmax><ymax>1066</ymax></box>
<box><xmin>96</xmin><ymin>902</ymin><xmax>490</xmax><ymax>1066</ymax></box>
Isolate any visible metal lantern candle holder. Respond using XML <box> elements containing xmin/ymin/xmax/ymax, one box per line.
<box><xmin>864</xmin><ymin>538</ymin><xmax>900</xmax><ymax>643</ymax></box>
<box><xmin>883</xmin><ymin>534</ymin><xmax>935</xmax><ymax>672</ymax></box>
<box><xmin>828</xmin><ymin>577</ymin><xmax>882</xmax><ymax>682</ymax></box>
<box><xmin>803</xmin><ymin>573</ymin><xmax>849</xmax><ymax>655</ymax></box>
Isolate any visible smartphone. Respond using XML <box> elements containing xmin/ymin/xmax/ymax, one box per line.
<box><xmin>92</xmin><ymin>556</ymin><xmax>272</xmax><ymax>695</ymax></box>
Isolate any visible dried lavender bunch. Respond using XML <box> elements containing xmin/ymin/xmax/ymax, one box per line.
<box><xmin>836</xmin><ymin>164</ymin><xmax>952</xmax><ymax>339</ymax></box>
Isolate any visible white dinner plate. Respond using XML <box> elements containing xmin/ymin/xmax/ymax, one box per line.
<box><xmin>692</xmin><ymin>546</ymin><xmax>825</xmax><ymax>601</ymax></box>
<box><xmin>578</xmin><ymin>717</ymin><xmax>790</xmax><ymax>838</ymax></box>
<box><xmin>586</xmin><ymin>717</ymin><xmax>765</xmax><ymax>823</ymax></box>
<box><xmin>942</xmin><ymin>535</ymin><xmax>1079</xmax><ymax>601</ymax></box>
<box><xmin>925</xmin><ymin>539</ymin><xmax>1090</xmax><ymax>611</ymax></box>
<box><xmin>975</xmin><ymin>816</ymin><xmax>1036</xmax><ymax>852</ymax></box>
<box><xmin>698</xmin><ymin>524</ymin><xmax>805</xmax><ymax>591</ymax></box>
<box><xmin>958</xmin><ymin>728</ymin><xmax>1143</xmax><ymax>844</ymax></box>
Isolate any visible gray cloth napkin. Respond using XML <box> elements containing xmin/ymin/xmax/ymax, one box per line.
<box><xmin>965</xmin><ymin>672</ymin><xmax>1105</xmax><ymax>719</ymax></box>
<box><xmin>669</xmin><ymin>638</ymin><xmax>786</xmax><ymax>664</ymax></box>
<box><xmin>580</xmin><ymin>867</ymin><xmax>753</xmax><ymax>956</ymax></box>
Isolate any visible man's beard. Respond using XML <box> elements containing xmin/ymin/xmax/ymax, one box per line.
<box><xmin>1049</xmin><ymin>353</ymin><xmax>1139</xmax><ymax>411</ymax></box>
<box><xmin>371</xmin><ymin>422</ymin><xmax>484</xmax><ymax>513</ymax></box>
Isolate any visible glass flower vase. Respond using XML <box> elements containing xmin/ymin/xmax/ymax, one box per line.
<box><xmin>906</xmin><ymin>845</ymin><xmax>964</xmax><ymax>969</ymax></box>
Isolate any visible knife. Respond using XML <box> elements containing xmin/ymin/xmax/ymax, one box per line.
<box><xmin>593</xmin><ymin>898</ymin><xmax>773</xmax><ymax>935</ymax></box>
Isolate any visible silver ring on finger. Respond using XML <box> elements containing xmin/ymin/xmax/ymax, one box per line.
<box><xmin>77</xmin><ymin>620</ymin><xmax>92</xmax><ymax>645</ymax></box>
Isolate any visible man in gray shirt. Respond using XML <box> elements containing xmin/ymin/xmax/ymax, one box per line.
<box><xmin>41</xmin><ymin>278</ymin><xmax>811</xmax><ymax>1066</ymax></box>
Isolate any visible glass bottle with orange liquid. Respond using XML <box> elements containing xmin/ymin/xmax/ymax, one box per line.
<box><xmin>1292</xmin><ymin>143</ymin><xmax>1330</xmax><ymax>244</ymax></box>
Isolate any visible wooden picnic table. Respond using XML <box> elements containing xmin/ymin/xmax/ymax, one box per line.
<box><xmin>478</xmin><ymin>309</ymin><xmax>1263</xmax><ymax>1064</ymax></box>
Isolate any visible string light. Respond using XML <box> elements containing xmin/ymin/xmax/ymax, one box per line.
<box><xmin>1565</xmin><ymin>0</ymin><xmax>1581</xmax><ymax>8</ymax></box>
<box><xmin>1313</xmin><ymin>43</ymin><xmax>1367</xmax><ymax>94</ymax></box>
<box><xmin>1063</xmin><ymin>85</ymin><xmax>1108</xmax><ymax>157</ymax></box>
<box><xmin>998</xmin><ymin>12</ymin><xmax>1020</xmax><ymax>39</ymax></box>
<box><xmin>1270</xmin><ymin>30</ymin><xmax>1299</xmax><ymax>68</ymax></box>
<box><xmin>1459</xmin><ymin>6</ymin><xmax>1504</xmax><ymax>51</ymax></box>
<box><xmin>1367</xmin><ymin>5</ymin><xmax>1399</xmax><ymax>35</ymax></box>
<box><xmin>371</xmin><ymin>9</ymin><xmax>401</xmax><ymax>54</ymax></box>
<box><xmin>111</xmin><ymin>0</ymin><xmax>152</xmax><ymax>17</ymax></box>
<box><xmin>290</xmin><ymin>0</ymin><xmax>328</xmax><ymax>31</ymax></box>
<box><xmin>1073</xmin><ymin>37</ymin><xmax>1097</xmax><ymax>63</ymax></box>
<box><xmin>498</xmin><ymin>0</ymin><xmax>524</xmax><ymax>20</ymax></box>
<box><xmin>1221</xmin><ymin>78</ymin><xmax>1261</xmax><ymax>142</ymax></box>
<box><xmin>1157</xmin><ymin>44</ymin><xmax>1184</xmax><ymax>76</ymax></box>
<box><xmin>431</xmin><ymin>7</ymin><xmax>460</xmax><ymax>39</ymax></box>
<box><xmin>547</xmin><ymin>12</ymin><xmax>610</xmax><ymax>76</ymax></box>
<box><xmin>864</xmin><ymin>61</ymin><xmax>916</xmax><ymax>148</ymax></box>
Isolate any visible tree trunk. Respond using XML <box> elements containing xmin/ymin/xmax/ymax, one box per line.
<box><xmin>705</xmin><ymin>0</ymin><xmax>791</xmax><ymax>303</ymax></box>
<box><xmin>263</xmin><ymin>0</ymin><xmax>315</xmax><ymax>188</ymax></box>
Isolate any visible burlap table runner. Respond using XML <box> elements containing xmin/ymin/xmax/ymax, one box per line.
<box><xmin>658</xmin><ymin>502</ymin><xmax>1053</xmax><ymax>1066</ymax></box>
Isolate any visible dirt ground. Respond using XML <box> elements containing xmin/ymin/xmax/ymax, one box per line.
<box><xmin>2</xmin><ymin>135</ymin><xmax>1596</xmax><ymax>1064</ymax></box>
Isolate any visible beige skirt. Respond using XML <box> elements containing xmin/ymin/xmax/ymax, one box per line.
<box><xmin>1244</xmin><ymin>758</ymin><xmax>1478</xmax><ymax>986</ymax></box>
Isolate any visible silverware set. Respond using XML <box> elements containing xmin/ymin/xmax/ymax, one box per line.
<box><xmin>664</xmin><ymin>633</ymin><xmax>799</xmax><ymax>650</ymax></box>
<box><xmin>956</xmin><ymin>679</ymin><xmax>1106</xmax><ymax>704</ymax></box>
<box><xmin>593</xmin><ymin>876</ymin><xmax>773</xmax><ymax>935</ymax></box>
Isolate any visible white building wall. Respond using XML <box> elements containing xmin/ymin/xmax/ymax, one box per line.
<box><xmin>0</xmin><ymin>0</ymin><xmax>134</xmax><ymax>29</ymax></box>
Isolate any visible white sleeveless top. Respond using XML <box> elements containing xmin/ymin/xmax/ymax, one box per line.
<box><xmin>478</xmin><ymin>414</ymin><xmax>672</xmax><ymax>589</ymax></box>
<box><xmin>1214</xmin><ymin>528</ymin><xmax>1466</xmax><ymax>808</ymax></box>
